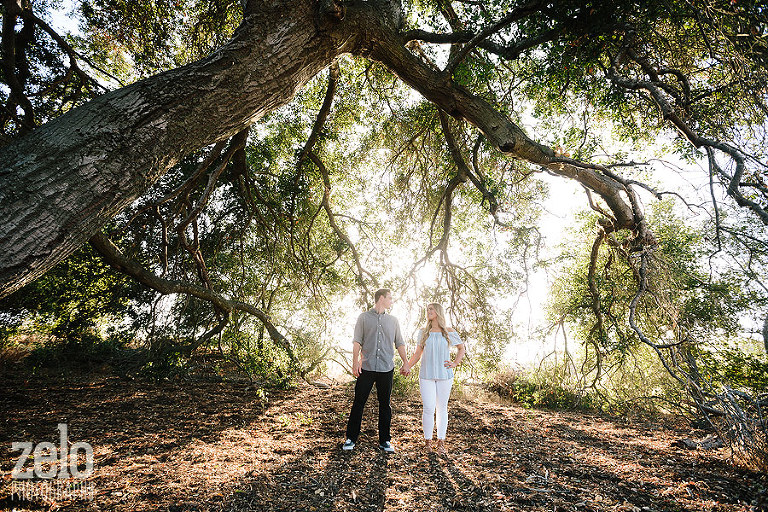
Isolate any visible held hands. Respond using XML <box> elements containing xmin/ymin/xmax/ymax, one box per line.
<box><xmin>399</xmin><ymin>365</ymin><xmax>411</xmax><ymax>376</ymax></box>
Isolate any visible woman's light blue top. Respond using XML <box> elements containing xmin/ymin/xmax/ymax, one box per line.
<box><xmin>419</xmin><ymin>330</ymin><xmax>463</xmax><ymax>380</ymax></box>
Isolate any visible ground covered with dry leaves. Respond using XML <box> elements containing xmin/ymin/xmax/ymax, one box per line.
<box><xmin>1</xmin><ymin>370</ymin><xmax>766</xmax><ymax>512</ymax></box>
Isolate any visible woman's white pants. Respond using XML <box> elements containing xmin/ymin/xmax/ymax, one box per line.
<box><xmin>419</xmin><ymin>378</ymin><xmax>454</xmax><ymax>440</ymax></box>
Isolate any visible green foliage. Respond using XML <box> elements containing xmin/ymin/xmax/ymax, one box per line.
<box><xmin>220</xmin><ymin>328</ymin><xmax>296</xmax><ymax>388</ymax></box>
<box><xmin>487</xmin><ymin>338</ymin><xmax>694</xmax><ymax>415</ymax></box>
<box><xmin>23</xmin><ymin>330</ymin><xmax>145</xmax><ymax>376</ymax></box>
<box><xmin>696</xmin><ymin>343</ymin><xmax>768</xmax><ymax>396</ymax></box>
<box><xmin>77</xmin><ymin>0</ymin><xmax>242</xmax><ymax>78</ymax></box>
<box><xmin>543</xmin><ymin>199</ymin><xmax>767</xmax><ymax>419</ymax></box>
<box><xmin>0</xmin><ymin>242</ymin><xmax>141</xmax><ymax>343</ymax></box>
<box><xmin>392</xmin><ymin>366</ymin><xmax>419</xmax><ymax>397</ymax></box>
<box><xmin>549</xmin><ymin>200</ymin><xmax>757</xmax><ymax>357</ymax></box>
<box><xmin>487</xmin><ymin>367</ymin><xmax>597</xmax><ymax>411</ymax></box>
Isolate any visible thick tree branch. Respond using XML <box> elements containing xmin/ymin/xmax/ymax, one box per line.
<box><xmin>0</xmin><ymin>0</ymin><xmax>349</xmax><ymax>298</ymax></box>
<box><xmin>443</xmin><ymin>0</ymin><xmax>543</xmax><ymax>75</ymax></box>
<box><xmin>298</xmin><ymin>60</ymin><xmax>340</xmax><ymax>165</ymax></box>
<box><xmin>89</xmin><ymin>231</ymin><xmax>298</xmax><ymax>364</ymax></box>
<box><xmin>404</xmin><ymin>25</ymin><xmax>562</xmax><ymax>62</ymax></box>
<box><xmin>359</xmin><ymin>17</ymin><xmax>649</xmax><ymax>244</ymax></box>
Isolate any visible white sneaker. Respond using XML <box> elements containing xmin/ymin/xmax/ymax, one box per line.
<box><xmin>342</xmin><ymin>439</ymin><xmax>355</xmax><ymax>451</ymax></box>
<box><xmin>379</xmin><ymin>441</ymin><xmax>395</xmax><ymax>453</ymax></box>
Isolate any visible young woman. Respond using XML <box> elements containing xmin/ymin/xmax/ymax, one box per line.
<box><xmin>402</xmin><ymin>303</ymin><xmax>465</xmax><ymax>454</ymax></box>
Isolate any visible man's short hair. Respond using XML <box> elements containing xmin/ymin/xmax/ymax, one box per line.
<box><xmin>374</xmin><ymin>288</ymin><xmax>391</xmax><ymax>303</ymax></box>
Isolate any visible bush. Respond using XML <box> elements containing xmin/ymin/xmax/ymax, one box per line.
<box><xmin>392</xmin><ymin>363</ymin><xmax>419</xmax><ymax>397</ymax></box>
<box><xmin>24</xmin><ymin>331</ymin><xmax>146</xmax><ymax>375</ymax></box>
<box><xmin>220</xmin><ymin>329</ymin><xmax>296</xmax><ymax>388</ymax></box>
<box><xmin>486</xmin><ymin>368</ymin><xmax>595</xmax><ymax>410</ymax></box>
<box><xmin>697</xmin><ymin>345</ymin><xmax>768</xmax><ymax>395</ymax></box>
<box><xmin>0</xmin><ymin>344</ymin><xmax>30</xmax><ymax>365</ymax></box>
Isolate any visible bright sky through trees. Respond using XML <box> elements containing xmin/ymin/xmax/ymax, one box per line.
<box><xmin>37</xmin><ymin>0</ymin><xmax>742</xmax><ymax>371</ymax></box>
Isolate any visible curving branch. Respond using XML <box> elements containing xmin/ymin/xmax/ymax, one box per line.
<box><xmin>606</xmin><ymin>50</ymin><xmax>768</xmax><ymax>226</ymax></box>
<box><xmin>437</xmin><ymin>110</ymin><xmax>510</xmax><ymax>227</ymax></box>
<box><xmin>89</xmin><ymin>231</ymin><xmax>298</xmax><ymax>364</ymax></box>
<box><xmin>26</xmin><ymin>11</ymin><xmax>120</xmax><ymax>88</ymax></box>
<box><xmin>309</xmin><ymin>151</ymin><xmax>379</xmax><ymax>299</ymax></box>
<box><xmin>1</xmin><ymin>0</ymin><xmax>121</xmax><ymax>140</ymax></box>
<box><xmin>172</xmin><ymin>129</ymin><xmax>248</xmax><ymax>298</ymax></box>
<box><xmin>2</xmin><ymin>0</ymin><xmax>37</xmax><ymax>132</ymax></box>
<box><xmin>403</xmin><ymin>24</ymin><xmax>562</xmax><ymax>63</ymax></box>
<box><xmin>617</xmin><ymin>249</ymin><xmax>767</xmax><ymax>466</ymax></box>
<box><xmin>407</xmin><ymin>111</ymin><xmax>466</xmax><ymax>270</ymax></box>
<box><xmin>399</xmin><ymin>109</ymin><xmax>487</xmax><ymax>304</ymax></box>
<box><xmin>359</xmin><ymin>18</ymin><xmax>654</xmax><ymax>246</ymax></box>
<box><xmin>296</xmin><ymin>60</ymin><xmax>343</xmax><ymax>282</ymax></box>
<box><xmin>442</xmin><ymin>0</ymin><xmax>543</xmax><ymax>76</ymax></box>
<box><xmin>296</xmin><ymin>59</ymin><xmax>380</xmax><ymax>300</ymax></box>
<box><xmin>298</xmin><ymin>59</ymin><xmax>340</xmax><ymax>165</ymax></box>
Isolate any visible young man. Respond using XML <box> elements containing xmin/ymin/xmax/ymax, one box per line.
<box><xmin>343</xmin><ymin>288</ymin><xmax>408</xmax><ymax>453</ymax></box>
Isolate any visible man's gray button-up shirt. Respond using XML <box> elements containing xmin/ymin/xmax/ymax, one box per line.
<box><xmin>353</xmin><ymin>309</ymin><xmax>405</xmax><ymax>372</ymax></box>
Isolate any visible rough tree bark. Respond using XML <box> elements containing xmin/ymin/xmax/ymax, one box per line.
<box><xmin>0</xmin><ymin>0</ymin><xmax>646</xmax><ymax>299</ymax></box>
<box><xmin>0</xmin><ymin>0</ymin><xmax>350</xmax><ymax>298</ymax></box>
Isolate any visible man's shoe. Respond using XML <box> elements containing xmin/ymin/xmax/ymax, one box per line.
<box><xmin>379</xmin><ymin>441</ymin><xmax>395</xmax><ymax>453</ymax></box>
<box><xmin>342</xmin><ymin>439</ymin><xmax>355</xmax><ymax>451</ymax></box>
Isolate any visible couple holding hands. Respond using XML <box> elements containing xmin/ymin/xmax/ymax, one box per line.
<box><xmin>342</xmin><ymin>288</ymin><xmax>466</xmax><ymax>455</ymax></box>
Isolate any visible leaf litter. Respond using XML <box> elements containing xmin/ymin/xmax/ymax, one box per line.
<box><xmin>0</xmin><ymin>371</ymin><xmax>766</xmax><ymax>511</ymax></box>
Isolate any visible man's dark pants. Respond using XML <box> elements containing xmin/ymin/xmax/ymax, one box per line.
<box><xmin>346</xmin><ymin>369</ymin><xmax>394</xmax><ymax>444</ymax></box>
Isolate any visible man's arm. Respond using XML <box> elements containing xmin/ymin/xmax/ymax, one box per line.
<box><xmin>352</xmin><ymin>341</ymin><xmax>362</xmax><ymax>377</ymax></box>
<box><xmin>397</xmin><ymin>344</ymin><xmax>408</xmax><ymax>367</ymax></box>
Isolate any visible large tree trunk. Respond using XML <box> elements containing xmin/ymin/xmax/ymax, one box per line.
<box><xmin>0</xmin><ymin>0</ymin><xmax>350</xmax><ymax>298</ymax></box>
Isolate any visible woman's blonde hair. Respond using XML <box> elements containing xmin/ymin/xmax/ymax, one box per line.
<box><xmin>419</xmin><ymin>303</ymin><xmax>450</xmax><ymax>347</ymax></box>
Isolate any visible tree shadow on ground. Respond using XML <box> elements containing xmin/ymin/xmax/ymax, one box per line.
<box><xmin>1</xmin><ymin>374</ymin><xmax>765</xmax><ymax>512</ymax></box>
<box><xmin>0</xmin><ymin>373</ymin><xmax>279</xmax><ymax>460</ymax></box>
<box><xmin>453</xmin><ymin>399</ymin><xmax>764</xmax><ymax>512</ymax></box>
<box><xmin>218</xmin><ymin>442</ymin><xmax>390</xmax><ymax>512</ymax></box>
<box><xmin>427</xmin><ymin>454</ymin><xmax>501</xmax><ymax>512</ymax></box>
<box><xmin>543</xmin><ymin>421</ymin><xmax>762</xmax><ymax>510</ymax></box>
<box><xmin>0</xmin><ymin>370</ymin><xmax>289</xmax><ymax>511</ymax></box>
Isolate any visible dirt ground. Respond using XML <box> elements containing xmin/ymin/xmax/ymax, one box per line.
<box><xmin>1</xmin><ymin>370</ymin><xmax>766</xmax><ymax>512</ymax></box>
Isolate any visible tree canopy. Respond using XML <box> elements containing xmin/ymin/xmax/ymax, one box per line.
<box><xmin>1</xmin><ymin>0</ymin><xmax>767</xmax><ymax>461</ymax></box>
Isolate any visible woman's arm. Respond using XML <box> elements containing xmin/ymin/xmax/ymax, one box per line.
<box><xmin>444</xmin><ymin>344</ymin><xmax>465</xmax><ymax>368</ymax></box>
<box><xmin>405</xmin><ymin>345</ymin><xmax>424</xmax><ymax>370</ymax></box>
